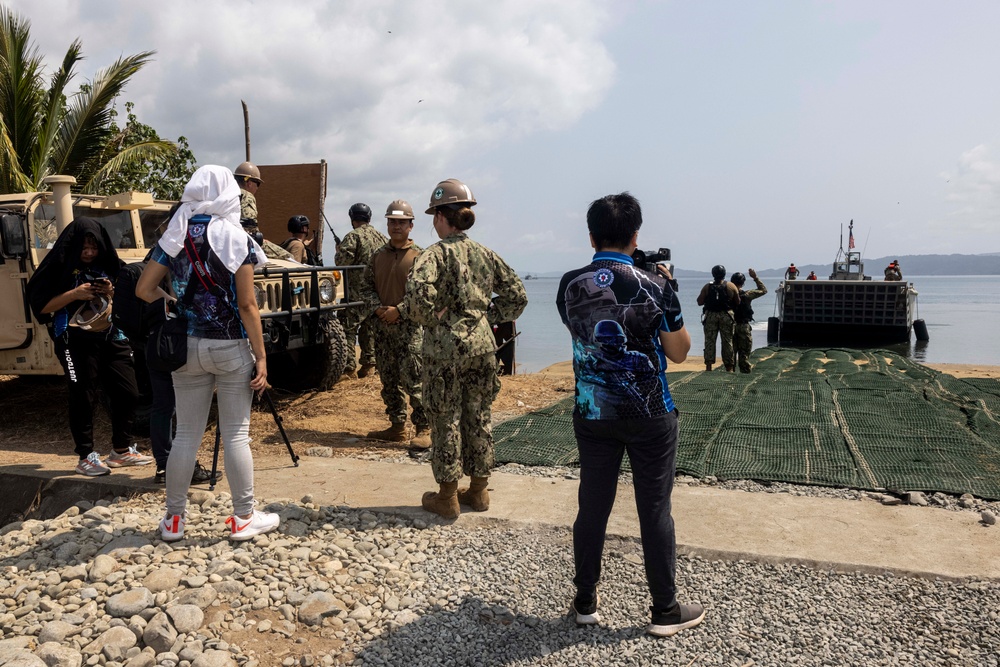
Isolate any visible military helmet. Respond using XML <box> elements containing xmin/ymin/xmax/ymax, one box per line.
<box><xmin>234</xmin><ymin>161</ymin><xmax>263</xmax><ymax>184</ymax></box>
<box><xmin>425</xmin><ymin>178</ymin><xmax>476</xmax><ymax>214</ymax></box>
<box><xmin>593</xmin><ymin>320</ymin><xmax>626</xmax><ymax>349</ymax></box>
<box><xmin>70</xmin><ymin>296</ymin><xmax>113</xmax><ymax>332</ymax></box>
<box><xmin>349</xmin><ymin>203</ymin><xmax>372</xmax><ymax>222</ymax></box>
<box><xmin>711</xmin><ymin>264</ymin><xmax>726</xmax><ymax>280</ymax></box>
<box><xmin>385</xmin><ymin>200</ymin><xmax>414</xmax><ymax>220</ymax></box>
<box><xmin>731</xmin><ymin>272</ymin><xmax>746</xmax><ymax>287</ymax></box>
<box><xmin>287</xmin><ymin>215</ymin><xmax>310</xmax><ymax>233</ymax></box>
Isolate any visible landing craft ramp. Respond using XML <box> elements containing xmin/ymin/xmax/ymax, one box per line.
<box><xmin>494</xmin><ymin>349</ymin><xmax>1000</xmax><ymax>500</ymax></box>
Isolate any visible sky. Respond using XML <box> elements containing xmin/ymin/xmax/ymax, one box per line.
<box><xmin>10</xmin><ymin>0</ymin><xmax>1000</xmax><ymax>274</ymax></box>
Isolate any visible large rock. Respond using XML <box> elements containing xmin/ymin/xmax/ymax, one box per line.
<box><xmin>82</xmin><ymin>627</ymin><xmax>136</xmax><ymax>661</ymax></box>
<box><xmin>166</xmin><ymin>605</ymin><xmax>204</xmax><ymax>634</ymax></box>
<box><xmin>142</xmin><ymin>612</ymin><xmax>177</xmax><ymax>655</ymax></box>
<box><xmin>176</xmin><ymin>585</ymin><xmax>217</xmax><ymax>609</ymax></box>
<box><xmin>35</xmin><ymin>642</ymin><xmax>83</xmax><ymax>667</ymax></box>
<box><xmin>87</xmin><ymin>554</ymin><xmax>117</xmax><ymax>582</ymax></box>
<box><xmin>191</xmin><ymin>650</ymin><xmax>236</xmax><ymax>667</ymax></box>
<box><xmin>141</xmin><ymin>568</ymin><xmax>183</xmax><ymax>593</ymax></box>
<box><xmin>38</xmin><ymin>620</ymin><xmax>76</xmax><ymax>644</ymax></box>
<box><xmin>98</xmin><ymin>535</ymin><xmax>152</xmax><ymax>556</ymax></box>
<box><xmin>297</xmin><ymin>592</ymin><xmax>344</xmax><ymax>626</ymax></box>
<box><xmin>106</xmin><ymin>588</ymin><xmax>154</xmax><ymax>617</ymax></box>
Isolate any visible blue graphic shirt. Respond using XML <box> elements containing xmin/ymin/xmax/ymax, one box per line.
<box><xmin>556</xmin><ymin>252</ymin><xmax>685</xmax><ymax>420</ymax></box>
<box><xmin>151</xmin><ymin>215</ymin><xmax>254</xmax><ymax>340</ymax></box>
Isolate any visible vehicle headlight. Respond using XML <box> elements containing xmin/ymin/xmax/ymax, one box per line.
<box><xmin>319</xmin><ymin>277</ymin><xmax>335</xmax><ymax>304</ymax></box>
<box><xmin>254</xmin><ymin>284</ymin><xmax>266</xmax><ymax>309</ymax></box>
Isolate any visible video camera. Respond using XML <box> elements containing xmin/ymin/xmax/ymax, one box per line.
<box><xmin>632</xmin><ymin>247</ymin><xmax>672</xmax><ymax>274</ymax></box>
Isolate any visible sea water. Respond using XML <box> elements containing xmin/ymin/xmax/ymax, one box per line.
<box><xmin>512</xmin><ymin>275</ymin><xmax>1000</xmax><ymax>373</ymax></box>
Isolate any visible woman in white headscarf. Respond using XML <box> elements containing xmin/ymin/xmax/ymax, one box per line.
<box><xmin>136</xmin><ymin>165</ymin><xmax>279</xmax><ymax>542</ymax></box>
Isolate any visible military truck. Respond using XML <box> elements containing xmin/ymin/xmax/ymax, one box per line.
<box><xmin>0</xmin><ymin>170</ymin><xmax>359</xmax><ymax>393</ymax></box>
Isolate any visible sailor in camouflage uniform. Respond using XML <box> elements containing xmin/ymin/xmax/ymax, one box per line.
<box><xmin>403</xmin><ymin>179</ymin><xmax>527</xmax><ymax>519</ymax></box>
<box><xmin>731</xmin><ymin>268</ymin><xmax>767</xmax><ymax>373</ymax></box>
<box><xmin>234</xmin><ymin>161</ymin><xmax>294</xmax><ymax>261</ymax></box>
<box><xmin>359</xmin><ymin>200</ymin><xmax>430</xmax><ymax>448</ymax></box>
<box><xmin>335</xmin><ymin>203</ymin><xmax>388</xmax><ymax>378</ymax></box>
<box><xmin>696</xmin><ymin>264</ymin><xmax>740</xmax><ymax>372</ymax></box>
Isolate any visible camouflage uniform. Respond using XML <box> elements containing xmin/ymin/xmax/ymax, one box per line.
<box><xmin>403</xmin><ymin>233</ymin><xmax>527</xmax><ymax>483</ymax></box>
<box><xmin>734</xmin><ymin>275</ymin><xmax>767</xmax><ymax>373</ymax></box>
<box><xmin>697</xmin><ymin>281</ymin><xmax>740</xmax><ymax>368</ymax></box>
<box><xmin>335</xmin><ymin>223</ymin><xmax>388</xmax><ymax>372</ymax></box>
<box><xmin>239</xmin><ymin>190</ymin><xmax>294</xmax><ymax>261</ymax></box>
<box><xmin>359</xmin><ymin>241</ymin><xmax>427</xmax><ymax>428</ymax></box>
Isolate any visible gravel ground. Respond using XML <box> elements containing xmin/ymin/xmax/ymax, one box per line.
<box><xmin>1</xmin><ymin>489</ymin><xmax>998</xmax><ymax>667</ymax></box>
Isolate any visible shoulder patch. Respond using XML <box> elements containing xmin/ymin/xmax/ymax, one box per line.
<box><xmin>593</xmin><ymin>267</ymin><xmax>614</xmax><ymax>289</ymax></box>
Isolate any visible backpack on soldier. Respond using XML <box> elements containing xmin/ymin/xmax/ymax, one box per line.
<box><xmin>734</xmin><ymin>291</ymin><xmax>754</xmax><ymax>323</ymax></box>
<box><xmin>704</xmin><ymin>281</ymin><xmax>730</xmax><ymax>312</ymax></box>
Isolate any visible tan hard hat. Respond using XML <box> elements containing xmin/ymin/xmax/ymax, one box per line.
<box><xmin>425</xmin><ymin>178</ymin><xmax>476</xmax><ymax>214</ymax></box>
<box><xmin>234</xmin><ymin>161</ymin><xmax>263</xmax><ymax>184</ymax></box>
<box><xmin>385</xmin><ymin>200</ymin><xmax>414</xmax><ymax>220</ymax></box>
<box><xmin>70</xmin><ymin>296</ymin><xmax>113</xmax><ymax>332</ymax></box>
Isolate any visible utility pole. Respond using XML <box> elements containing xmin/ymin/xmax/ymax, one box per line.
<box><xmin>242</xmin><ymin>100</ymin><xmax>251</xmax><ymax>161</ymax></box>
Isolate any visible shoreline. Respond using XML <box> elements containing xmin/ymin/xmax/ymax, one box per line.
<box><xmin>536</xmin><ymin>356</ymin><xmax>1000</xmax><ymax>380</ymax></box>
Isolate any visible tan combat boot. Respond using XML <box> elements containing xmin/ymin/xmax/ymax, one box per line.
<box><xmin>421</xmin><ymin>481</ymin><xmax>460</xmax><ymax>519</ymax></box>
<box><xmin>457</xmin><ymin>476</ymin><xmax>490</xmax><ymax>512</ymax></box>
<box><xmin>410</xmin><ymin>425</ymin><xmax>432</xmax><ymax>449</ymax></box>
<box><xmin>357</xmin><ymin>363</ymin><xmax>376</xmax><ymax>379</ymax></box>
<box><xmin>366</xmin><ymin>423</ymin><xmax>408</xmax><ymax>442</ymax></box>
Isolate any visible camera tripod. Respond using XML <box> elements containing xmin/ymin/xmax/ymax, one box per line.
<box><xmin>208</xmin><ymin>387</ymin><xmax>300</xmax><ymax>491</ymax></box>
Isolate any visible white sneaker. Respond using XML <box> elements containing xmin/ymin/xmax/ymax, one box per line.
<box><xmin>75</xmin><ymin>452</ymin><xmax>111</xmax><ymax>476</ymax></box>
<box><xmin>226</xmin><ymin>510</ymin><xmax>280</xmax><ymax>541</ymax></box>
<box><xmin>159</xmin><ymin>513</ymin><xmax>186</xmax><ymax>542</ymax></box>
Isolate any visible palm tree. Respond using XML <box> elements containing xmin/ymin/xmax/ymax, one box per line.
<box><xmin>0</xmin><ymin>7</ymin><xmax>174</xmax><ymax>194</ymax></box>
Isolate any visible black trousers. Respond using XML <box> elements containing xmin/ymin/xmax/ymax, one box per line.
<box><xmin>146</xmin><ymin>362</ymin><xmax>176</xmax><ymax>471</ymax></box>
<box><xmin>54</xmin><ymin>331</ymin><xmax>138</xmax><ymax>458</ymax></box>
<box><xmin>572</xmin><ymin>411</ymin><xmax>679</xmax><ymax>613</ymax></box>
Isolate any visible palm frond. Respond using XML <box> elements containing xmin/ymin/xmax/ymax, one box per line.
<box><xmin>79</xmin><ymin>139</ymin><xmax>176</xmax><ymax>193</ymax></box>
<box><xmin>0</xmin><ymin>7</ymin><xmax>46</xmax><ymax>182</ymax></box>
<box><xmin>50</xmin><ymin>50</ymin><xmax>154</xmax><ymax>178</ymax></box>
<box><xmin>0</xmin><ymin>115</ymin><xmax>32</xmax><ymax>193</ymax></box>
<box><xmin>31</xmin><ymin>39</ymin><xmax>81</xmax><ymax>187</ymax></box>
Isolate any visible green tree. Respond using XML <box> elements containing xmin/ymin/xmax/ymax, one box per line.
<box><xmin>0</xmin><ymin>7</ymin><xmax>175</xmax><ymax>194</ymax></box>
<box><xmin>93</xmin><ymin>102</ymin><xmax>197</xmax><ymax>200</ymax></box>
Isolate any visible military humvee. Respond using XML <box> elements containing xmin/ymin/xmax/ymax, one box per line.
<box><xmin>0</xmin><ymin>173</ymin><xmax>360</xmax><ymax>392</ymax></box>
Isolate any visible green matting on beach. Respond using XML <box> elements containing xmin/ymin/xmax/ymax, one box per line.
<box><xmin>494</xmin><ymin>348</ymin><xmax>1000</xmax><ymax>500</ymax></box>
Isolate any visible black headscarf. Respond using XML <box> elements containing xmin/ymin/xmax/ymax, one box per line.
<box><xmin>26</xmin><ymin>217</ymin><xmax>122</xmax><ymax>325</ymax></box>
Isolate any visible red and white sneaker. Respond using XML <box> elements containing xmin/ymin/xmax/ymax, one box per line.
<box><xmin>159</xmin><ymin>513</ymin><xmax>186</xmax><ymax>542</ymax></box>
<box><xmin>226</xmin><ymin>510</ymin><xmax>280</xmax><ymax>541</ymax></box>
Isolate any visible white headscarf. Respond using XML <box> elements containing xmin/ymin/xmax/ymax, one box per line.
<box><xmin>157</xmin><ymin>165</ymin><xmax>266</xmax><ymax>273</ymax></box>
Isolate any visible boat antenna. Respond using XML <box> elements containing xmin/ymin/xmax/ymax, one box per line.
<box><xmin>862</xmin><ymin>226</ymin><xmax>872</xmax><ymax>258</ymax></box>
<box><xmin>834</xmin><ymin>222</ymin><xmax>845</xmax><ymax>263</ymax></box>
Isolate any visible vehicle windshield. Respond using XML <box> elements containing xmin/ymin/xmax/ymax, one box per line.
<box><xmin>34</xmin><ymin>204</ymin><xmax>139</xmax><ymax>250</ymax></box>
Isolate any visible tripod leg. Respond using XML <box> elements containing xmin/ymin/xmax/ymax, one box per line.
<box><xmin>209</xmin><ymin>413</ymin><xmax>222</xmax><ymax>491</ymax></box>
<box><xmin>260</xmin><ymin>389</ymin><xmax>299</xmax><ymax>466</ymax></box>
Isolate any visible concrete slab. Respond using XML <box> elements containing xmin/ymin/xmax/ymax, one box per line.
<box><xmin>4</xmin><ymin>452</ymin><xmax>996</xmax><ymax>581</ymax></box>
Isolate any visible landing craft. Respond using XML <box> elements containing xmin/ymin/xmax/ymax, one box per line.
<box><xmin>767</xmin><ymin>222</ymin><xmax>929</xmax><ymax>345</ymax></box>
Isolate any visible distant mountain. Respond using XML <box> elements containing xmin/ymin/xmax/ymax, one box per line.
<box><xmin>523</xmin><ymin>253</ymin><xmax>1000</xmax><ymax>279</ymax></box>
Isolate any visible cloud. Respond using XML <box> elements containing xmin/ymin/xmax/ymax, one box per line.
<box><xmin>11</xmin><ymin>0</ymin><xmax>614</xmax><ymax>206</ymax></box>
<box><xmin>937</xmin><ymin>144</ymin><xmax>1000</xmax><ymax>233</ymax></box>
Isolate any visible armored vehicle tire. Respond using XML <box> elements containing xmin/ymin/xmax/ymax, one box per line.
<box><xmin>268</xmin><ymin>316</ymin><xmax>350</xmax><ymax>391</ymax></box>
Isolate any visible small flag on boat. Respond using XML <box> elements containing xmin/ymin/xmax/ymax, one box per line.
<box><xmin>848</xmin><ymin>220</ymin><xmax>855</xmax><ymax>249</ymax></box>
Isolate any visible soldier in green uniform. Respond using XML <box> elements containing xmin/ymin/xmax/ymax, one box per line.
<box><xmin>335</xmin><ymin>203</ymin><xmax>387</xmax><ymax>379</ymax></box>
<box><xmin>359</xmin><ymin>200</ymin><xmax>431</xmax><ymax>448</ymax></box>
<box><xmin>233</xmin><ymin>161</ymin><xmax>294</xmax><ymax>261</ymax></box>
<box><xmin>731</xmin><ymin>268</ymin><xmax>767</xmax><ymax>373</ymax></box>
<box><xmin>403</xmin><ymin>179</ymin><xmax>527</xmax><ymax>519</ymax></box>
<box><xmin>696</xmin><ymin>264</ymin><xmax>740</xmax><ymax>372</ymax></box>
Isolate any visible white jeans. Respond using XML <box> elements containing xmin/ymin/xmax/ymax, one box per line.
<box><xmin>166</xmin><ymin>337</ymin><xmax>256</xmax><ymax>517</ymax></box>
